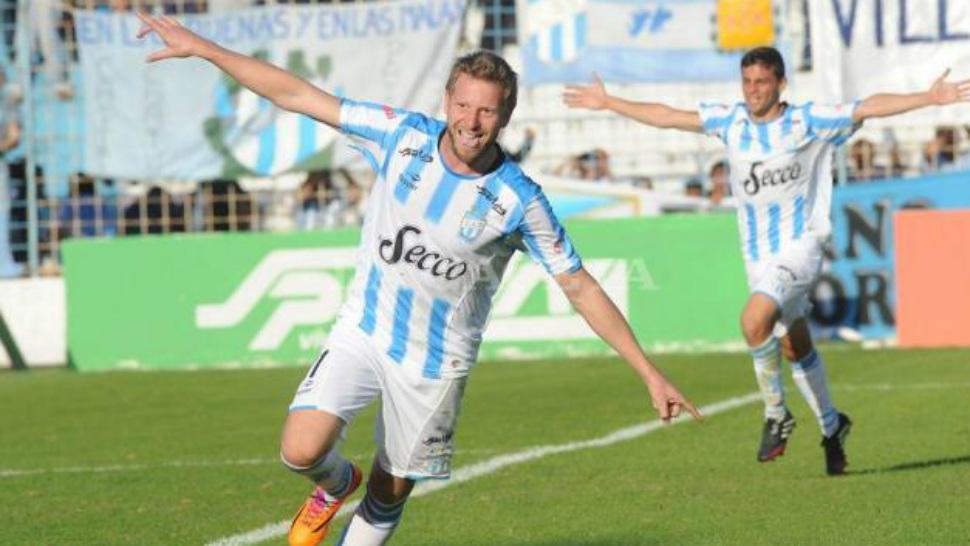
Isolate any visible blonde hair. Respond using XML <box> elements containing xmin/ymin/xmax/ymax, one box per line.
<box><xmin>445</xmin><ymin>51</ymin><xmax>518</xmax><ymax>118</ymax></box>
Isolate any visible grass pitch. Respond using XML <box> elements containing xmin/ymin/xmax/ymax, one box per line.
<box><xmin>2</xmin><ymin>346</ymin><xmax>969</xmax><ymax>545</ymax></box>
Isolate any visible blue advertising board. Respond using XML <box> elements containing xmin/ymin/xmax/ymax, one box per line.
<box><xmin>812</xmin><ymin>169</ymin><xmax>970</xmax><ymax>339</ymax></box>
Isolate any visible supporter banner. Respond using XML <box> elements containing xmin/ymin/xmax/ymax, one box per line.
<box><xmin>62</xmin><ymin>214</ymin><xmax>747</xmax><ymax>371</ymax></box>
<box><xmin>812</xmin><ymin>170</ymin><xmax>970</xmax><ymax>340</ymax></box>
<box><xmin>74</xmin><ymin>0</ymin><xmax>466</xmax><ymax>181</ymax></box>
<box><xmin>518</xmin><ymin>0</ymin><xmax>790</xmax><ymax>84</ymax></box>
<box><xmin>810</xmin><ymin>0</ymin><xmax>970</xmax><ymax>122</ymax></box>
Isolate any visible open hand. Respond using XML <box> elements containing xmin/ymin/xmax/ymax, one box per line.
<box><xmin>928</xmin><ymin>68</ymin><xmax>970</xmax><ymax>106</ymax></box>
<box><xmin>136</xmin><ymin>11</ymin><xmax>210</xmax><ymax>63</ymax></box>
<box><xmin>563</xmin><ymin>73</ymin><xmax>609</xmax><ymax>110</ymax></box>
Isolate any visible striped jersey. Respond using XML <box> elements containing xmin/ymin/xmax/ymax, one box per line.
<box><xmin>698</xmin><ymin>101</ymin><xmax>859</xmax><ymax>265</ymax></box>
<box><xmin>332</xmin><ymin>98</ymin><xmax>582</xmax><ymax>379</ymax></box>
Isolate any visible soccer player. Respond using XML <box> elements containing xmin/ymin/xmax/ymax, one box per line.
<box><xmin>136</xmin><ymin>12</ymin><xmax>702</xmax><ymax>546</ymax></box>
<box><xmin>564</xmin><ymin>47</ymin><xmax>970</xmax><ymax>475</ymax></box>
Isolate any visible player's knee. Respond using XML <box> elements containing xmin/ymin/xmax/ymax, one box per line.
<box><xmin>279</xmin><ymin>441</ymin><xmax>330</xmax><ymax>470</ymax></box>
<box><xmin>367</xmin><ymin>464</ymin><xmax>414</xmax><ymax>505</ymax></box>
<box><xmin>739</xmin><ymin>309</ymin><xmax>772</xmax><ymax>345</ymax></box>
<box><xmin>279</xmin><ymin>410</ymin><xmax>343</xmax><ymax>469</ymax></box>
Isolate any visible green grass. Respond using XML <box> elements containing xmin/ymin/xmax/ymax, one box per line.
<box><xmin>2</xmin><ymin>347</ymin><xmax>969</xmax><ymax>545</ymax></box>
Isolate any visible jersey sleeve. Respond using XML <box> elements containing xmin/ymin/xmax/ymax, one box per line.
<box><xmin>697</xmin><ymin>102</ymin><xmax>737</xmax><ymax>142</ymax></box>
<box><xmin>803</xmin><ymin>101</ymin><xmax>860</xmax><ymax>145</ymax></box>
<box><xmin>514</xmin><ymin>191</ymin><xmax>582</xmax><ymax>276</ymax></box>
<box><xmin>339</xmin><ymin>98</ymin><xmax>408</xmax><ymax>173</ymax></box>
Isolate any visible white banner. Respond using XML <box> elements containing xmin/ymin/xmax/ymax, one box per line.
<box><xmin>0</xmin><ymin>278</ymin><xmax>65</xmax><ymax>368</ymax></box>
<box><xmin>75</xmin><ymin>0</ymin><xmax>466</xmax><ymax>180</ymax></box>
<box><xmin>811</xmin><ymin>0</ymin><xmax>970</xmax><ymax>122</ymax></box>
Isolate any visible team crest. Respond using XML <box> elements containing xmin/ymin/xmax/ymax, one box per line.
<box><xmin>459</xmin><ymin>211</ymin><xmax>487</xmax><ymax>242</ymax></box>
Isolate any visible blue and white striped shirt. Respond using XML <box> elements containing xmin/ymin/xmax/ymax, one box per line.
<box><xmin>698</xmin><ymin>101</ymin><xmax>859</xmax><ymax>264</ymax></box>
<box><xmin>334</xmin><ymin>99</ymin><xmax>582</xmax><ymax>379</ymax></box>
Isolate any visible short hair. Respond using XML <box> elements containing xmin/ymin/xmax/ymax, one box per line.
<box><xmin>709</xmin><ymin>159</ymin><xmax>728</xmax><ymax>176</ymax></box>
<box><xmin>445</xmin><ymin>51</ymin><xmax>518</xmax><ymax>118</ymax></box>
<box><xmin>741</xmin><ymin>47</ymin><xmax>785</xmax><ymax>80</ymax></box>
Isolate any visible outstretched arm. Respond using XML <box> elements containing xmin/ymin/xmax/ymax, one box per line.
<box><xmin>555</xmin><ymin>267</ymin><xmax>702</xmax><ymax>422</ymax></box>
<box><xmin>853</xmin><ymin>69</ymin><xmax>970</xmax><ymax>123</ymax></box>
<box><xmin>563</xmin><ymin>74</ymin><xmax>703</xmax><ymax>132</ymax></box>
<box><xmin>135</xmin><ymin>12</ymin><xmax>340</xmax><ymax>128</ymax></box>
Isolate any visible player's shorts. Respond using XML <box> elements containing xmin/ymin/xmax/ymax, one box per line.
<box><xmin>288</xmin><ymin>323</ymin><xmax>466</xmax><ymax>481</ymax></box>
<box><xmin>745</xmin><ymin>237</ymin><xmax>823</xmax><ymax>336</ymax></box>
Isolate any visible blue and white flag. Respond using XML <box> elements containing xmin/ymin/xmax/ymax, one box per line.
<box><xmin>519</xmin><ymin>0</ymin><xmax>788</xmax><ymax>84</ymax></box>
<box><xmin>74</xmin><ymin>0</ymin><xmax>467</xmax><ymax>180</ymax></box>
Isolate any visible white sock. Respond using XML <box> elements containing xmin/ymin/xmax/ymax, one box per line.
<box><xmin>750</xmin><ymin>336</ymin><xmax>787</xmax><ymax>420</ymax></box>
<box><xmin>335</xmin><ymin>494</ymin><xmax>405</xmax><ymax>546</ymax></box>
<box><xmin>791</xmin><ymin>349</ymin><xmax>839</xmax><ymax>436</ymax></box>
<box><xmin>280</xmin><ymin>449</ymin><xmax>355</xmax><ymax>499</ymax></box>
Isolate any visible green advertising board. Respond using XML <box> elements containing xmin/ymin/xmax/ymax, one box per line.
<box><xmin>62</xmin><ymin>214</ymin><xmax>748</xmax><ymax>371</ymax></box>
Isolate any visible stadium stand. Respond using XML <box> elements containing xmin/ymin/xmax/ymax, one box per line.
<box><xmin>2</xmin><ymin>0</ymin><xmax>966</xmax><ymax>277</ymax></box>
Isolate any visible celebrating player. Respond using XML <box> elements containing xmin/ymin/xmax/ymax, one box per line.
<box><xmin>564</xmin><ymin>46</ymin><xmax>970</xmax><ymax>475</ymax></box>
<box><xmin>136</xmin><ymin>11</ymin><xmax>701</xmax><ymax>546</ymax></box>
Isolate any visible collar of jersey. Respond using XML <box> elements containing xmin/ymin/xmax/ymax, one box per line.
<box><xmin>743</xmin><ymin>102</ymin><xmax>789</xmax><ymax>126</ymax></box>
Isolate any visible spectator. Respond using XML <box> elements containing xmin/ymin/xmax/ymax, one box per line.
<box><xmin>298</xmin><ymin>168</ymin><xmax>363</xmax><ymax>229</ymax></box>
<box><xmin>847</xmin><ymin>138</ymin><xmax>885</xmax><ymax>182</ymax></box>
<box><xmin>578</xmin><ymin>148</ymin><xmax>611</xmax><ymax>180</ymax></box>
<box><xmin>684</xmin><ymin>177</ymin><xmax>704</xmax><ymax>197</ymax></box>
<box><xmin>553</xmin><ymin>148</ymin><xmax>612</xmax><ymax>181</ymax></box>
<box><xmin>507</xmin><ymin>127</ymin><xmax>535</xmax><ymax>163</ymax></box>
<box><xmin>0</xmin><ymin>79</ymin><xmax>20</xmax><ymax>277</ymax></box>
<box><xmin>707</xmin><ymin>159</ymin><xmax>730</xmax><ymax>205</ymax></box>
<box><xmin>55</xmin><ymin>174</ymin><xmax>118</xmax><ymax>240</ymax></box>
<box><xmin>879</xmin><ymin>128</ymin><xmax>908</xmax><ymax>178</ymax></box>
<box><xmin>921</xmin><ymin>126</ymin><xmax>958</xmax><ymax>172</ymax></box>
<box><xmin>198</xmin><ymin>179</ymin><xmax>254</xmax><ymax>231</ymax></box>
<box><xmin>296</xmin><ymin>170</ymin><xmax>332</xmax><ymax>230</ymax></box>
<box><xmin>17</xmin><ymin>0</ymin><xmax>73</xmax><ymax>99</ymax></box>
<box><xmin>123</xmin><ymin>185</ymin><xmax>186</xmax><ymax>235</ymax></box>
<box><xmin>629</xmin><ymin>175</ymin><xmax>653</xmax><ymax>190</ymax></box>
<box><xmin>9</xmin><ymin>162</ymin><xmax>53</xmax><ymax>267</ymax></box>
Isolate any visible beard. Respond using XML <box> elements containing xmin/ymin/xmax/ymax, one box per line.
<box><xmin>445</xmin><ymin>125</ymin><xmax>494</xmax><ymax>166</ymax></box>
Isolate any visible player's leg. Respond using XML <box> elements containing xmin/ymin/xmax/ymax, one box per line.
<box><xmin>280</xmin><ymin>409</ymin><xmax>362</xmax><ymax>499</ymax></box>
<box><xmin>335</xmin><ymin>461</ymin><xmax>415</xmax><ymax>546</ymax></box>
<box><xmin>780</xmin><ymin>319</ymin><xmax>852</xmax><ymax>475</ymax></box>
<box><xmin>282</xmin><ymin>341</ymin><xmax>381</xmax><ymax>546</ymax></box>
<box><xmin>741</xmin><ymin>293</ymin><xmax>795</xmax><ymax>462</ymax></box>
<box><xmin>337</xmin><ymin>362</ymin><xmax>468</xmax><ymax>544</ymax></box>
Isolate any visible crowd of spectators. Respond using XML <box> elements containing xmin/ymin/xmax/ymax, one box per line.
<box><xmin>2</xmin><ymin>1</ymin><xmax>969</xmax><ymax>278</ymax></box>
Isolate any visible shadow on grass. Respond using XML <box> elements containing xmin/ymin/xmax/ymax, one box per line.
<box><xmin>503</xmin><ymin>536</ymin><xmax>671</xmax><ymax>546</ymax></box>
<box><xmin>850</xmin><ymin>454</ymin><xmax>970</xmax><ymax>476</ymax></box>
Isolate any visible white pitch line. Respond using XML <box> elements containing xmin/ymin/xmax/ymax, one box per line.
<box><xmin>0</xmin><ymin>449</ymin><xmax>501</xmax><ymax>480</ymax></box>
<box><xmin>205</xmin><ymin>391</ymin><xmax>763</xmax><ymax>546</ymax></box>
<box><xmin>0</xmin><ymin>458</ymin><xmax>280</xmax><ymax>479</ymax></box>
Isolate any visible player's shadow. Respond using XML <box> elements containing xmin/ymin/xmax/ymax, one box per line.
<box><xmin>849</xmin><ymin>454</ymin><xmax>970</xmax><ymax>476</ymax></box>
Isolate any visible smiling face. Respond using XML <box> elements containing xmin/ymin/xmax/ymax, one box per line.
<box><xmin>440</xmin><ymin>73</ymin><xmax>510</xmax><ymax>174</ymax></box>
<box><xmin>741</xmin><ymin>63</ymin><xmax>785</xmax><ymax>120</ymax></box>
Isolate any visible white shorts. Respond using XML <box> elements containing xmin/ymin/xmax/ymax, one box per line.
<box><xmin>289</xmin><ymin>324</ymin><xmax>467</xmax><ymax>480</ymax></box>
<box><xmin>745</xmin><ymin>238</ymin><xmax>823</xmax><ymax>335</ymax></box>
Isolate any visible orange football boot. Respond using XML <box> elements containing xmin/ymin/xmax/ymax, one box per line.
<box><xmin>288</xmin><ymin>464</ymin><xmax>363</xmax><ymax>546</ymax></box>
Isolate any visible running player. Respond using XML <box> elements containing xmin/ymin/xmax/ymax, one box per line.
<box><xmin>136</xmin><ymin>11</ymin><xmax>702</xmax><ymax>546</ymax></box>
<box><xmin>564</xmin><ymin>46</ymin><xmax>970</xmax><ymax>475</ymax></box>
